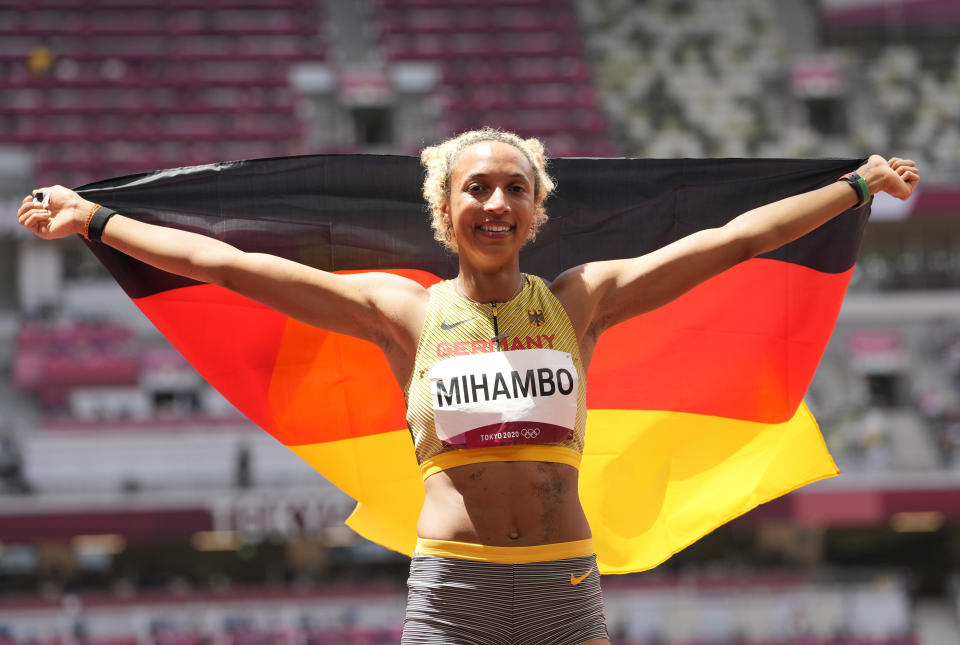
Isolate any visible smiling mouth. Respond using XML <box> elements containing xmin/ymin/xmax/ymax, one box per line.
<box><xmin>477</xmin><ymin>222</ymin><xmax>514</xmax><ymax>233</ymax></box>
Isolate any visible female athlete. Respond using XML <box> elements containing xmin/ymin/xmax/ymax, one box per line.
<box><xmin>18</xmin><ymin>128</ymin><xmax>918</xmax><ymax>644</ymax></box>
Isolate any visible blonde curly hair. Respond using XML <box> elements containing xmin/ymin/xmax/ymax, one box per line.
<box><xmin>420</xmin><ymin>127</ymin><xmax>556</xmax><ymax>251</ymax></box>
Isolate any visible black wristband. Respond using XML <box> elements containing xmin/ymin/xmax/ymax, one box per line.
<box><xmin>838</xmin><ymin>172</ymin><xmax>870</xmax><ymax>207</ymax></box>
<box><xmin>87</xmin><ymin>206</ymin><xmax>117</xmax><ymax>242</ymax></box>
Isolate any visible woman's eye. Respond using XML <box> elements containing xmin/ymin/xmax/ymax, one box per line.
<box><xmin>467</xmin><ymin>184</ymin><xmax>484</xmax><ymax>193</ymax></box>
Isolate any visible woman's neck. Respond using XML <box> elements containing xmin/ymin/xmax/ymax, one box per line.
<box><xmin>456</xmin><ymin>266</ymin><xmax>524</xmax><ymax>304</ymax></box>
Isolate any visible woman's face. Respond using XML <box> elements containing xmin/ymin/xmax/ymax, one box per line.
<box><xmin>444</xmin><ymin>140</ymin><xmax>536</xmax><ymax>267</ymax></box>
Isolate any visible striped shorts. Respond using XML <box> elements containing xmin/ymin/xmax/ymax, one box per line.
<box><xmin>402</xmin><ymin>544</ymin><xmax>608</xmax><ymax>644</ymax></box>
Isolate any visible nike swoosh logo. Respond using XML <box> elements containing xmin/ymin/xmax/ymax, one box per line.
<box><xmin>570</xmin><ymin>567</ymin><xmax>593</xmax><ymax>586</ymax></box>
<box><xmin>440</xmin><ymin>317</ymin><xmax>475</xmax><ymax>331</ymax></box>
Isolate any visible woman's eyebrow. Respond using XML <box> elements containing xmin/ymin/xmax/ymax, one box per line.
<box><xmin>464</xmin><ymin>172</ymin><xmax>530</xmax><ymax>182</ymax></box>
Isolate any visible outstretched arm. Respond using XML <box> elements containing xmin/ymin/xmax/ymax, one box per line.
<box><xmin>553</xmin><ymin>155</ymin><xmax>919</xmax><ymax>341</ymax></box>
<box><xmin>17</xmin><ymin>186</ymin><xmax>428</xmax><ymax>361</ymax></box>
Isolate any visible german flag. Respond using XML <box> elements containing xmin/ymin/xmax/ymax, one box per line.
<box><xmin>78</xmin><ymin>155</ymin><xmax>868</xmax><ymax>574</ymax></box>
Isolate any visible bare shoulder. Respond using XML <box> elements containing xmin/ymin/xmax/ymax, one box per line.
<box><xmin>349</xmin><ymin>270</ymin><xmax>430</xmax><ymax>331</ymax></box>
<box><xmin>352</xmin><ymin>269</ymin><xmax>431</xmax><ymax>298</ymax></box>
<box><xmin>549</xmin><ymin>257</ymin><xmax>643</xmax><ymax>344</ymax></box>
<box><xmin>334</xmin><ymin>271</ymin><xmax>431</xmax><ymax>380</ymax></box>
<box><xmin>547</xmin><ymin>263</ymin><xmax>601</xmax><ymax>342</ymax></box>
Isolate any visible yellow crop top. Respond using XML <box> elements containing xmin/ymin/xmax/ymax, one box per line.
<box><xmin>404</xmin><ymin>274</ymin><xmax>587</xmax><ymax>479</ymax></box>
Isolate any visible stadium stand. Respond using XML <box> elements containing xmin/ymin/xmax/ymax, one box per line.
<box><xmin>577</xmin><ymin>0</ymin><xmax>794</xmax><ymax>158</ymax></box>
<box><xmin>2</xmin><ymin>0</ymin><xmax>328</xmax><ymax>188</ymax></box>
<box><xmin>576</xmin><ymin>0</ymin><xmax>960</xmax><ymax>172</ymax></box>
<box><xmin>808</xmin><ymin>316</ymin><xmax>960</xmax><ymax>474</ymax></box>
<box><xmin>0</xmin><ymin>573</ymin><xmax>919</xmax><ymax>645</ymax></box>
<box><xmin>374</xmin><ymin>0</ymin><xmax>616</xmax><ymax>156</ymax></box>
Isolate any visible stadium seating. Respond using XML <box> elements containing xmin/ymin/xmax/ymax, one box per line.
<box><xmin>373</xmin><ymin>0</ymin><xmax>616</xmax><ymax>156</ymax></box>
<box><xmin>2</xmin><ymin>1</ymin><xmax>327</xmax><ymax>188</ymax></box>
<box><xmin>0</xmin><ymin>635</ymin><xmax>919</xmax><ymax>645</ymax></box>
<box><xmin>576</xmin><ymin>0</ymin><xmax>960</xmax><ymax>168</ymax></box>
<box><xmin>13</xmin><ymin>321</ymin><xmax>139</xmax><ymax>408</ymax></box>
<box><xmin>1</xmin><ymin>0</ymin><xmax>623</xmax><ymax>185</ymax></box>
<box><xmin>0</xmin><ymin>575</ymin><xmax>918</xmax><ymax>645</ymax></box>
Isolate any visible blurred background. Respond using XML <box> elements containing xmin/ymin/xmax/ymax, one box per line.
<box><xmin>1</xmin><ymin>0</ymin><xmax>959</xmax><ymax>643</ymax></box>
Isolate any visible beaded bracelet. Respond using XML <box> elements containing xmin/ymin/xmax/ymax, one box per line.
<box><xmin>82</xmin><ymin>203</ymin><xmax>102</xmax><ymax>241</ymax></box>
<box><xmin>86</xmin><ymin>206</ymin><xmax>117</xmax><ymax>243</ymax></box>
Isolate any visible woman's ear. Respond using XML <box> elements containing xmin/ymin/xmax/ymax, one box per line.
<box><xmin>441</xmin><ymin>203</ymin><xmax>458</xmax><ymax>250</ymax></box>
<box><xmin>441</xmin><ymin>202</ymin><xmax>452</xmax><ymax>237</ymax></box>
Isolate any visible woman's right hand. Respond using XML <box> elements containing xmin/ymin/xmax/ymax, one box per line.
<box><xmin>17</xmin><ymin>185</ymin><xmax>96</xmax><ymax>240</ymax></box>
<box><xmin>856</xmin><ymin>155</ymin><xmax>919</xmax><ymax>201</ymax></box>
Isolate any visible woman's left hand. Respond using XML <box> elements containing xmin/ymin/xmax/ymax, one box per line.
<box><xmin>857</xmin><ymin>155</ymin><xmax>920</xmax><ymax>200</ymax></box>
<box><xmin>18</xmin><ymin>185</ymin><xmax>94</xmax><ymax>240</ymax></box>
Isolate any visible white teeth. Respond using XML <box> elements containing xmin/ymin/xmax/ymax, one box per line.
<box><xmin>479</xmin><ymin>224</ymin><xmax>510</xmax><ymax>232</ymax></box>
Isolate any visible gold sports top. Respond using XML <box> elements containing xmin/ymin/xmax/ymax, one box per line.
<box><xmin>404</xmin><ymin>274</ymin><xmax>587</xmax><ymax>479</ymax></box>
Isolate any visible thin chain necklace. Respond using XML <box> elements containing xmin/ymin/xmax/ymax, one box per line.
<box><xmin>455</xmin><ymin>273</ymin><xmax>525</xmax><ymax>305</ymax></box>
<box><xmin>455</xmin><ymin>274</ymin><xmax>525</xmax><ymax>353</ymax></box>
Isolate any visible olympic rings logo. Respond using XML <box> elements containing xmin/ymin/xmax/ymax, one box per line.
<box><xmin>521</xmin><ymin>427</ymin><xmax>540</xmax><ymax>440</ymax></box>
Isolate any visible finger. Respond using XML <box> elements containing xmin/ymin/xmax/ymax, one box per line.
<box><xmin>891</xmin><ymin>158</ymin><xmax>916</xmax><ymax>170</ymax></box>
<box><xmin>22</xmin><ymin>209</ymin><xmax>50</xmax><ymax>225</ymax></box>
<box><xmin>896</xmin><ymin>166</ymin><xmax>919</xmax><ymax>178</ymax></box>
<box><xmin>18</xmin><ymin>206</ymin><xmax>46</xmax><ymax>222</ymax></box>
<box><xmin>23</xmin><ymin>212</ymin><xmax>52</xmax><ymax>230</ymax></box>
<box><xmin>18</xmin><ymin>206</ymin><xmax>43</xmax><ymax>224</ymax></box>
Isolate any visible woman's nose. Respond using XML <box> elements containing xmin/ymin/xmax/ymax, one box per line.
<box><xmin>484</xmin><ymin>187</ymin><xmax>510</xmax><ymax>213</ymax></box>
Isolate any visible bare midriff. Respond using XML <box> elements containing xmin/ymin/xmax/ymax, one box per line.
<box><xmin>417</xmin><ymin>460</ymin><xmax>591</xmax><ymax>546</ymax></box>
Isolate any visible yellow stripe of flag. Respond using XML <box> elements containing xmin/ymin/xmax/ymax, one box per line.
<box><xmin>288</xmin><ymin>402</ymin><xmax>837</xmax><ymax>574</ymax></box>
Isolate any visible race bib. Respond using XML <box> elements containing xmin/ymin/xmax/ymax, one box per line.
<box><xmin>430</xmin><ymin>349</ymin><xmax>578</xmax><ymax>448</ymax></box>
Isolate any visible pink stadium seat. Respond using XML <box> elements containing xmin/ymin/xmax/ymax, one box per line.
<box><xmin>371</xmin><ymin>0</ymin><xmax>610</xmax><ymax>153</ymax></box>
<box><xmin>7</xmin><ymin>1</ymin><xmax>326</xmax><ymax>187</ymax></box>
<box><xmin>9</xmin><ymin>0</ymin><xmax>611</xmax><ymax>185</ymax></box>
